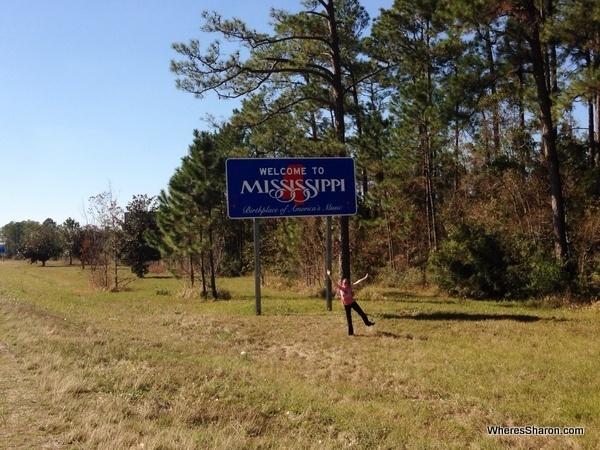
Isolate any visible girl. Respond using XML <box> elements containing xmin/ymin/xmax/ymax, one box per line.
<box><xmin>327</xmin><ymin>269</ymin><xmax>375</xmax><ymax>335</ymax></box>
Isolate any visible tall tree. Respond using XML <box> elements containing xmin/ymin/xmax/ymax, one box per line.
<box><xmin>1</xmin><ymin>220</ymin><xmax>39</xmax><ymax>258</ymax></box>
<box><xmin>60</xmin><ymin>217</ymin><xmax>80</xmax><ymax>265</ymax></box>
<box><xmin>502</xmin><ymin>0</ymin><xmax>569</xmax><ymax>262</ymax></box>
<box><xmin>85</xmin><ymin>187</ymin><xmax>126</xmax><ymax>291</ymax></box>
<box><xmin>371</xmin><ymin>0</ymin><xmax>459</xmax><ymax>253</ymax></box>
<box><xmin>153</xmin><ymin>131</ymin><xmax>225</xmax><ymax>298</ymax></box>
<box><xmin>560</xmin><ymin>0</ymin><xmax>600</xmax><ymax>168</ymax></box>
<box><xmin>120</xmin><ymin>195</ymin><xmax>161</xmax><ymax>277</ymax></box>
<box><xmin>20</xmin><ymin>219</ymin><xmax>61</xmax><ymax>266</ymax></box>
<box><xmin>171</xmin><ymin>0</ymin><xmax>382</xmax><ymax>280</ymax></box>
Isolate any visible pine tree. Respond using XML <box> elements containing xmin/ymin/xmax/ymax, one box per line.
<box><xmin>501</xmin><ymin>0</ymin><xmax>569</xmax><ymax>262</ymax></box>
<box><xmin>153</xmin><ymin>131</ymin><xmax>225</xmax><ymax>298</ymax></box>
<box><xmin>371</xmin><ymin>0</ymin><xmax>459</xmax><ymax>253</ymax></box>
<box><xmin>171</xmin><ymin>0</ymin><xmax>385</xmax><ymax>280</ymax></box>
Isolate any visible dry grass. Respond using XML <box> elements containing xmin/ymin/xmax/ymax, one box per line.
<box><xmin>0</xmin><ymin>260</ymin><xmax>598</xmax><ymax>449</ymax></box>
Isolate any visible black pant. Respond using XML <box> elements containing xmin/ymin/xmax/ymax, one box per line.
<box><xmin>344</xmin><ymin>301</ymin><xmax>370</xmax><ymax>335</ymax></box>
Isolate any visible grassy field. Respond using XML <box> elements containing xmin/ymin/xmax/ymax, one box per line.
<box><xmin>0</xmin><ymin>260</ymin><xmax>598</xmax><ymax>449</ymax></box>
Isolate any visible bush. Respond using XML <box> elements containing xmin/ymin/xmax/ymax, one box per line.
<box><xmin>527</xmin><ymin>253</ymin><xmax>572</xmax><ymax>297</ymax></box>
<box><xmin>217</xmin><ymin>289</ymin><xmax>232</xmax><ymax>300</ymax></box>
<box><xmin>430</xmin><ymin>223</ymin><xmax>576</xmax><ymax>300</ymax></box>
<box><xmin>430</xmin><ymin>223</ymin><xmax>523</xmax><ymax>299</ymax></box>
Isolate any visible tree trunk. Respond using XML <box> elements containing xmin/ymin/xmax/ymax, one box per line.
<box><xmin>594</xmin><ymin>88</ymin><xmax>600</xmax><ymax>168</ymax></box>
<box><xmin>595</xmin><ymin>32</ymin><xmax>600</xmax><ymax>168</ymax></box>
<box><xmin>484</xmin><ymin>28</ymin><xmax>501</xmax><ymax>158</ymax></box>
<box><xmin>588</xmin><ymin>94</ymin><xmax>595</xmax><ymax>167</ymax></box>
<box><xmin>424</xmin><ymin>134</ymin><xmax>438</xmax><ymax>252</ymax></box>
<box><xmin>524</xmin><ymin>0</ymin><xmax>569</xmax><ymax>261</ymax></box>
<box><xmin>200</xmin><ymin>253</ymin><xmax>207</xmax><ymax>298</ymax></box>
<box><xmin>113</xmin><ymin>254</ymin><xmax>119</xmax><ymax>292</ymax></box>
<box><xmin>326</xmin><ymin>0</ymin><xmax>352</xmax><ymax>280</ymax></box>
<box><xmin>189</xmin><ymin>254</ymin><xmax>195</xmax><ymax>288</ymax></box>
<box><xmin>209</xmin><ymin>225</ymin><xmax>217</xmax><ymax>299</ymax></box>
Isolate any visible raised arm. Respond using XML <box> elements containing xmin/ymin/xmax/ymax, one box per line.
<box><xmin>353</xmin><ymin>274</ymin><xmax>369</xmax><ymax>286</ymax></box>
<box><xmin>326</xmin><ymin>269</ymin><xmax>342</xmax><ymax>289</ymax></box>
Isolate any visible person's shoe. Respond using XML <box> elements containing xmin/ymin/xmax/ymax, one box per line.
<box><xmin>366</xmin><ymin>321</ymin><xmax>375</xmax><ymax>326</ymax></box>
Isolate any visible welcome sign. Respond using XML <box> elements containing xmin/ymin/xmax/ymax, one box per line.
<box><xmin>226</xmin><ymin>157</ymin><xmax>357</xmax><ymax>219</ymax></box>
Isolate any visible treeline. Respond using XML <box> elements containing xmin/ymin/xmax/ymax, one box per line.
<box><xmin>0</xmin><ymin>194</ymin><xmax>160</xmax><ymax>291</ymax></box>
<box><xmin>3</xmin><ymin>0</ymin><xmax>599</xmax><ymax>301</ymax></box>
<box><xmin>165</xmin><ymin>0</ymin><xmax>599</xmax><ymax>300</ymax></box>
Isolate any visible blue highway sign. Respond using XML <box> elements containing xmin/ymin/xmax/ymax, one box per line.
<box><xmin>226</xmin><ymin>157</ymin><xmax>357</xmax><ymax>219</ymax></box>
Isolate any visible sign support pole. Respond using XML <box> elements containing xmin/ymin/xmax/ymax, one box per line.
<box><xmin>253</xmin><ymin>218</ymin><xmax>262</xmax><ymax>315</ymax></box>
<box><xmin>326</xmin><ymin>216</ymin><xmax>332</xmax><ymax>311</ymax></box>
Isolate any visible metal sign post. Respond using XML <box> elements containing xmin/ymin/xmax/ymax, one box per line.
<box><xmin>253</xmin><ymin>218</ymin><xmax>262</xmax><ymax>315</ymax></box>
<box><xmin>326</xmin><ymin>216</ymin><xmax>332</xmax><ymax>310</ymax></box>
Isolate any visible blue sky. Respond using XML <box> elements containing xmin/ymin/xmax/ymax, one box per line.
<box><xmin>1</xmin><ymin>0</ymin><xmax>391</xmax><ymax>226</ymax></box>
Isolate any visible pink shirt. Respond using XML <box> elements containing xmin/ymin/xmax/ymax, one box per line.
<box><xmin>338</xmin><ymin>285</ymin><xmax>355</xmax><ymax>306</ymax></box>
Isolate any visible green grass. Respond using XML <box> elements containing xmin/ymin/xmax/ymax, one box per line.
<box><xmin>0</xmin><ymin>260</ymin><xmax>598</xmax><ymax>449</ymax></box>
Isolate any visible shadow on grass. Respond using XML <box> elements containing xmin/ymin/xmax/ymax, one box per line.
<box><xmin>355</xmin><ymin>330</ymin><xmax>429</xmax><ymax>340</ymax></box>
<box><xmin>381</xmin><ymin>312</ymin><xmax>542</xmax><ymax>322</ymax></box>
<box><xmin>373</xmin><ymin>330</ymin><xmax>419</xmax><ymax>339</ymax></box>
<box><xmin>375</xmin><ymin>290</ymin><xmax>461</xmax><ymax>305</ymax></box>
